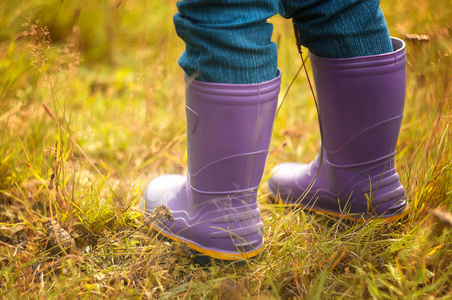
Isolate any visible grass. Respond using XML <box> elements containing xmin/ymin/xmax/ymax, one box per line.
<box><xmin>0</xmin><ymin>0</ymin><xmax>451</xmax><ymax>298</ymax></box>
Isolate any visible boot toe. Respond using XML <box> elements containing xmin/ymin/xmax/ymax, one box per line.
<box><xmin>268</xmin><ymin>162</ymin><xmax>306</xmax><ymax>197</ymax></box>
<box><xmin>142</xmin><ymin>174</ymin><xmax>186</xmax><ymax>212</ymax></box>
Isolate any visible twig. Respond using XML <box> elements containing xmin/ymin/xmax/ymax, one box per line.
<box><xmin>0</xmin><ymin>240</ymin><xmax>16</xmax><ymax>249</ymax></box>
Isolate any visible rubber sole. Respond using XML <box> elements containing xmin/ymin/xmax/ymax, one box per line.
<box><xmin>149</xmin><ymin>223</ymin><xmax>263</xmax><ymax>262</ymax></box>
<box><xmin>268</xmin><ymin>192</ymin><xmax>408</xmax><ymax>223</ymax></box>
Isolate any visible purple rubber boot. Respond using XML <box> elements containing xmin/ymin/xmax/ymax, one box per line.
<box><xmin>268</xmin><ymin>38</ymin><xmax>407</xmax><ymax>222</ymax></box>
<box><xmin>143</xmin><ymin>71</ymin><xmax>281</xmax><ymax>260</ymax></box>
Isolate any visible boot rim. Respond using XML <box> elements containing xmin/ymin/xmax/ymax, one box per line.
<box><xmin>309</xmin><ymin>37</ymin><xmax>406</xmax><ymax>67</ymax></box>
<box><xmin>184</xmin><ymin>69</ymin><xmax>282</xmax><ymax>105</ymax></box>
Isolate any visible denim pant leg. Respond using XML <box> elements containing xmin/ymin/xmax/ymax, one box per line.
<box><xmin>174</xmin><ymin>0</ymin><xmax>279</xmax><ymax>84</ymax></box>
<box><xmin>279</xmin><ymin>0</ymin><xmax>393</xmax><ymax>58</ymax></box>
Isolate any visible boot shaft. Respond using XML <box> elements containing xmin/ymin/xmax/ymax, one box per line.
<box><xmin>186</xmin><ymin>71</ymin><xmax>282</xmax><ymax>195</ymax></box>
<box><xmin>310</xmin><ymin>38</ymin><xmax>406</xmax><ymax>167</ymax></box>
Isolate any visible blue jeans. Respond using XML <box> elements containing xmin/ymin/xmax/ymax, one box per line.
<box><xmin>174</xmin><ymin>0</ymin><xmax>393</xmax><ymax>84</ymax></box>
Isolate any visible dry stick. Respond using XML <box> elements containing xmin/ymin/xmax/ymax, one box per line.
<box><xmin>275</xmin><ymin>24</ymin><xmax>311</xmax><ymax>118</ymax></box>
<box><xmin>275</xmin><ymin>62</ymin><xmax>305</xmax><ymax>118</ymax></box>
<box><xmin>0</xmin><ymin>240</ymin><xmax>16</xmax><ymax>249</ymax></box>
<box><xmin>287</xmin><ymin>23</ymin><xmax>324</xmax><ymax>205</ymax></box>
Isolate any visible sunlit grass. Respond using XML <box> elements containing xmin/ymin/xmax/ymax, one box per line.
<box><xmin>0</xmin><ymin>0</ymin><xmax>451</xmax><ymax>298</ymax></box>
